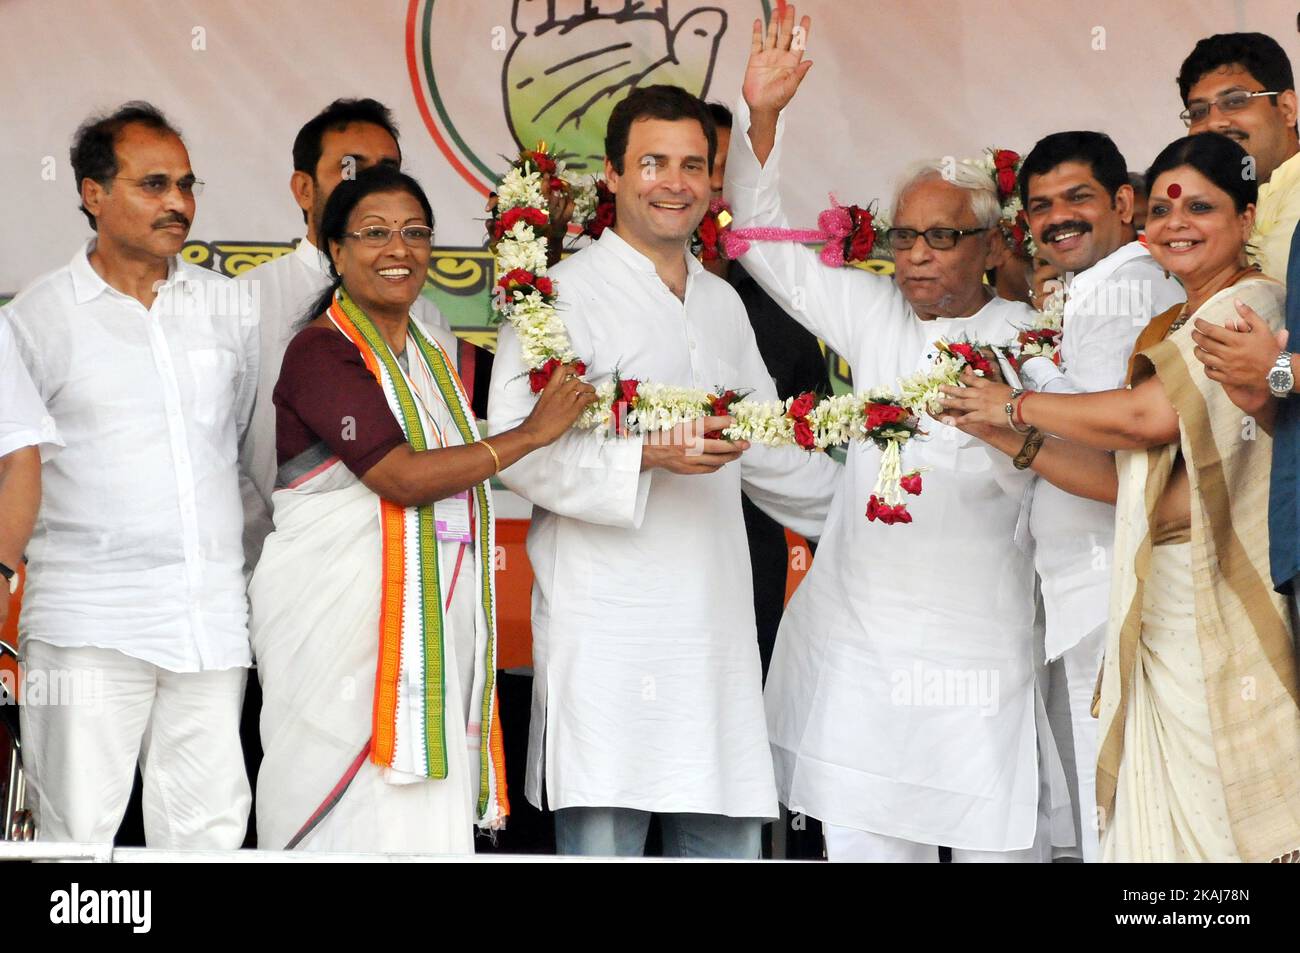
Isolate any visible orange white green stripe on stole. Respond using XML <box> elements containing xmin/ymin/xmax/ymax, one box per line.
<box><xmin>325</xmin><ymin>289</ymin><xmax>508</xmax><ymax>827</ymax></box>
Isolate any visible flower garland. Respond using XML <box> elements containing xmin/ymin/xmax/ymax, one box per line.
<box><xmin>489</xmin><ymin>145</ymin><xmax>1022</xmax><ymax>526</ymax></box>
<box><xmin>973</xmin><ymin>147</ymin><xmax>1034</xmax><ymax>258</ymax></box>
<box><xmin>489</xmin><ymin>145</ymin><xmax>777</xmax><ymax>441</ymax></box>
<box><xmin>1013</xmin><ymin>287</ymin><xmax>1065</xmax><ymax>369</ymax></box>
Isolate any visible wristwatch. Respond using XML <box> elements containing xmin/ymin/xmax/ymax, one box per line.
<box><xmin>1268</xmin><ymin>351</ymin><xmax>1295</xmax><ymax>399</ymax></box>
<box><xmin>0</xmin><ymin>562</ymin><xmax>16</xmax><ymax>596</ymax></box>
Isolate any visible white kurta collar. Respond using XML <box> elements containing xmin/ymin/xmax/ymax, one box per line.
<box><xmin>292</xmin><ymin>236</ymin><xmax>329</xmax><ymax>275</ymax></box>
<box><xmin>597</xmin><ymin>227</ymin><xmax>702</xmax><ymax>279</ymax></box>
<box><xmin>70</xmin><ymin>238</ymin><xmax>189</xmax><ymax>305</ymax></box>
<box><xmin>1065</xmin><ymin>240</ymin><xmax>1149</xmax><ymax>300</ymax></box>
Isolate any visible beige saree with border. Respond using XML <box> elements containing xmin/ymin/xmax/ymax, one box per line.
<box><xmin>1098</xmin><ymin>274</ymin><xmax>1300</xmax><ymax>863</ymax></box>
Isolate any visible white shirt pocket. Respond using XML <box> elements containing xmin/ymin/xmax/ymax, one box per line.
<box><xmin>185</xmin><ymin>347</ymin><xmax>239</xmax><ymax>431</ymax></box>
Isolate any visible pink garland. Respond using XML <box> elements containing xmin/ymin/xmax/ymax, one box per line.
<box><xmin>721</xmin><ymin>195</ymin><xmax>864</xmax><ymax>267</ymax></box>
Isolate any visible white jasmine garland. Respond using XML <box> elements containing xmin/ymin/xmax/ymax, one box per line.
<box><xmin>497</xmin><ymin>167</ymin><xmax>546</xmax><ymax>212</ymax></box>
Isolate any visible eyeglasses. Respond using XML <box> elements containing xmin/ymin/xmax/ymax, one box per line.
<box><xmin>344</xmin><ymin>225</ymin><xmax>434</xmax><ymax>247</ymax></box>
<box><xmin>885</xmin><ymin>227</ymin><xmax>989</xmax><ymax>251</ymax></box>
<box><xmin>1180</xmin><ymin>89</ymin><xmax>1279</xmax><ymax>126</ymax></box>
<box><xmin>114</xmin><ymin>174</ymin><xmax>204</xmax><ymax>196</ymax></box>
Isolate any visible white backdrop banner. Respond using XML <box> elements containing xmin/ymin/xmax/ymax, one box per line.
<box><xmin>2</xmin><ymin>0</ymin><xmax>1297</xmax><ymax>331</ymax></box>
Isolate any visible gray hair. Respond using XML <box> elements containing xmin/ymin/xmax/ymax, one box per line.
<box><xmin>890</xmin><ymin>159</ymin><xmax>1003</xmax><ymax>230</ymax></box>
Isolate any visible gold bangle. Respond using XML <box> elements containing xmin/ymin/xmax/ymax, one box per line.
<box><xmin>1012</xmin><ymin>428</ymin><xmax>1046</xmax><ymax>470</ymax></box>
<box><xmin>479</xmin><ymin>439</ymin><xmax>502</xmax><ymax>475</ymax></box>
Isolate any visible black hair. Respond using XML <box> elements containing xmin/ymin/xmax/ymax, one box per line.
<box><xmin>69</xmin><ymin>101</ymin><xmax>182</xmax><ymax>230</ymax></box>
<box><xmin>706</xmin><ymin>101</ymin><xmax>733</xmax><ymax>130</ymax></box>
<box><xmin>604</xmin><ymin>85</ymin><xmax>718</xmax><ymax>175</ymax></box>
<box><xmin>1177</xmin><ymin>32</ymin><xmax>1295</xmax><ymax>105</ymax></box>
<box><xmin>300</xmin><ymin>164</ymin><xmax>435</xmax><ymax>327</ymax></box>
<box><xmin>292</xmin><ymin>98</ymin><xmax>401</xmax><ymax>175</ymax></box>
<box><xmin>1127</xmin><ymin>171</ymin><xmax>1148</xmax><ymax>199</ymax></box>
<box><xmin>1018</xmin><ymin>131</ymin><xmax>1129</xmax><ymax>209</ymax></box>
<box><xmin>1143</xmin><ymin>132</ymin><xmax>1258</xmax><ymax>212</ymax></box>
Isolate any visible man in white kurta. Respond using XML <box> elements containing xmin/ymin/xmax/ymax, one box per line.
<box><xmin>727</xmin><ymin>10</ymin><xmax>1064</xmax><ymax>860</ymax></box>
<box><xmin>238</xmin><ymin>98</ymin><xmax>450</xmax><ymax>568</ymax></box>
<box><xmin>489</xmin><ymin>87</ymin><xmax>839</xmax><ymax>858</ymax></box>
<box><xmin>1014</xmin><ymin>133</ymin><xmax>1185</xmax><ymax>859</ymax></box>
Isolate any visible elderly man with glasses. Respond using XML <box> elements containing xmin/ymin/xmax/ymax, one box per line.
<box><xmin>1179</xmin><ymin>32</ymin><xmax>1300</xmax><ymax>282</ymax></box>
<box><xmin>1</xmin><ymin>102</ymin><xmax>257</xmax><ymax>848</ymax></box>
<box><xmin>723</xmin><ymin>7</ymin><xmax>1071</xmax><ymax>862</ymax></box>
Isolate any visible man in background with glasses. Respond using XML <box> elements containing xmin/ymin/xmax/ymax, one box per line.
<box><xmin>0</xmin><ymin>102</ymin><xmax>256</xmax><ymax>848</ymax></box>
<box><xmin>725</xmin><ymin>6</ymin><xmax>1068</xmax><ymax>862</ymax></box>
<box><xmin>1179</xmin><ymin>32</ymin><xmax>1300</xmax><ymax>281</ymax></box>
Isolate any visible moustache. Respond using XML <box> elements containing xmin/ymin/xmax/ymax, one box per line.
<box><xmin>1041</xmin><ymin>220</ymin><xmax>1092</xmax><ymax>244</ymax></box>
<box><xmin>153</xmin><ymin>214</ymin><xmax>191</xmax><ymax>230</ymax></box>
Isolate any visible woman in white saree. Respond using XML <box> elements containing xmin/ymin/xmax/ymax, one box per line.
<box><xmin>941</xmin><ymin>133</ymin><xmax>1300</xmax><ymax>862</ymax></box>
<box><xmin>250</xmin><ymin>167</ymin><xmax>595</xmax><ymax>852</ymax></box>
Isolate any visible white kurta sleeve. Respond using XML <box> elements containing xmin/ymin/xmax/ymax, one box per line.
<box><xmin>0</xmin><ymin>310</ymin><xmax>61</xmax><ymax>460</ymax></box>
<box><xmin>487</xmin><ymin>318</ymin><xmax>652</xmax><ymax>528</ymax></box>
<box><xmin>726</xmin><ymin>302</ymin><xmax>840</xmax><ymax>540</ymax></box>
<box><xmin>725</xmin><ymin>97</ymin><xmax>899</xmax><ymax>361</ymax></box>
<box><xmin>1018</xmin><ymin>356</ymin><xmax>1072</xmax><ymax>394</ymax></box>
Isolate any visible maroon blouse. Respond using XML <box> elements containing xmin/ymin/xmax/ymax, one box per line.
<box><xmin>273</xmin><ymin>326</ymin><xmax>407</xmax><ymax>486</ymax></box>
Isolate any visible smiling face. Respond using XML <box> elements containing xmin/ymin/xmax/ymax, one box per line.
<box><xmin>1025</xmin><ymin>161</ymin><xmax>1133</xmax><ymax>274</ymax></box>
<box><xmin>892</xmin><ymin>175</ymin><xmax>999</xmax><ymax>319</ymax></box>
<box><xmin>1144</xmin><ymin>166</ymin><xmax>1254</xmax><ymax>288</ymax></box>
<box><xmin>1186</xmin><ymin>64</ymin><xmax>1299</xmax><ymax>183</ymax></box>
<box><xmin>328</xmin><ymin>190</ymin><xmax>431</xmax><ymax>318</ymax></box>
<box><xmin>605</xmin><ymin>116</ymin><xmax>711</xmax><ymax>256</ymax></box>
<box><xmin>82</xmin><ymin>122</ymin><xmax>196</xmax><ymax>261</ymax></box>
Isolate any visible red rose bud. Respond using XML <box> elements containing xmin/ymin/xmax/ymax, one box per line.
<box><xmin>528</xmin><ymin>357</ymin><xmax>563</xmax><ymax>394</ymax></box>
<box><xmin>997</xmin><ymin>167</ymin><xmax>1017</xmax><ymax>198</ymax></box>
<box><xmin>865</xmin><ymin>402</ymin><xmax>907</xmax><ymax>431</ymax></box>
<box><xmin>788</xmin><ymin>392</ymin><xmax>817</xmax><ymax>420</ymax></box>
<box><xmin>866</xmin><ymin>494</ymin><xmax>881</xmax><ymax>521</ymax></box>
<box><xmin>529</xmin><ymin>152</ymin><xmax>557</xmax><ymax>175</ymax></box>
<box><xmin>793</xmin><ymin>419</ymin><xmax>815</xmax><ymax>449</ymax></box>
<box><xmin>500</xmin><ymin>206</ymin><xmax>549</xmax><ymax>235</ymax></box>
<box><xmin>900</xmin><ymin>472</ymin><xmax>923</xmax><ymax>496</ymax></box>
<box><xmin>895</xmin><ymin>505</ymin><xmax>913</xmax><ymax>524</ymax></box>
<box><xmin>534</xmin><ymin>276</ymin><xmax>554</xmax><ymax>296</ymax></box>
<box><xmin>711</xmin><ymin>389</ymin><xmax>740</xmax><ymax>416</ymax></box>
<box><xmin>846</xmin><ymin>223</ymin><xmax>876</xmax><ymax>263</ymax></box>
<box><xmin>618</xmin><ymin>378</ymin><xmax>639</xmax><ymax>404</ymax></box>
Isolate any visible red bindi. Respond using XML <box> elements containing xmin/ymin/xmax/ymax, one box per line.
<box><xmin>1168</xmin><ymin>183</ymin><xmax>1182</xmax><ymax>198</ymax></box>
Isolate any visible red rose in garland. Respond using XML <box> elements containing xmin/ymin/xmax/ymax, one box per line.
<box><xmin>844</xmin><ymin>206</ymin><xmax>877</xmax><ymax>263</ymax></box>
<box><xmin>864</xmin><ymin>401</ymin><xmax>909</xmax><ymax>431</ymax></box>
<box><xmin>706</xmin><ymin>389</ymin><xmax>742</xmax><ymax>438</ymax></box>
<box><xmin>492</xmin><ymin>205</ymin><xmax>549</xmax><ymax>243</ymax></box>
<box><xmin>528</xmin><ymin>357</ymin><xmax>587</xmax><ymax>394</ymax></box>
<box><xmin>946</xmin><ymin>342</ymin><xmax>995</xmax><ymax>376</ymax></box>
<box><xmin>789</xmin><ymin>391</ymin><xmax>817</xmax><ymax>419</ymax></box>
<box><xmin>993</xmin><ymin>149</ymin><xmax>1020</xmax><ymax>200</ymax></box>
<box><xmin>900</xmin><ymin>472</ymin><xmax>923</xmax><ymax>495</ymax></box>
<box><xmin>786</xmin><ymin>390</ymin><xmax>819</xmax><ymax>449</ymax></box>
<box><xmin>526</xmin><ymin>150</ymin><xmax>557</xmax><ymax>176</ymax></box>
<box><xmin>610</xmin><ymin>378</ymin><xmax>640</xmax><ymax>437</ymax></box>
<box><xmin>584</xmin><ymin>180</ymin><xmax>616</xmax><ymax>240</ymax></box>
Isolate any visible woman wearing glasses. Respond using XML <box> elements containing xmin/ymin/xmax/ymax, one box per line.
<box><xmin>940</xmin><ymin>133</ymin><xmax>1300</xmax><ymax>862</ymax></box>
<box><xmin>250</xmin><ymin>165</ymin><xmax>595</xmax><ymax>853</ymax></box>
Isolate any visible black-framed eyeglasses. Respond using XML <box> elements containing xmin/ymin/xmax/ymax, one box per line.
<box><xmin>885</xmin><ymin>227</ymin><xmax>989</xmax><ymax>251</ymax></box>
<box><xmin>1180</xmin><ymin>89</ymin><xmax>1279</xmax><ymax>126</ymax></box>
<box><xmin>114</xmin><ymin>174</ymin><xmax>204</xmax><ymax>196</ymax></box>
<box><xmin>344</xmin><ymin>225</ymin><xmax>434</xmax><ymax>247</ymax></box>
